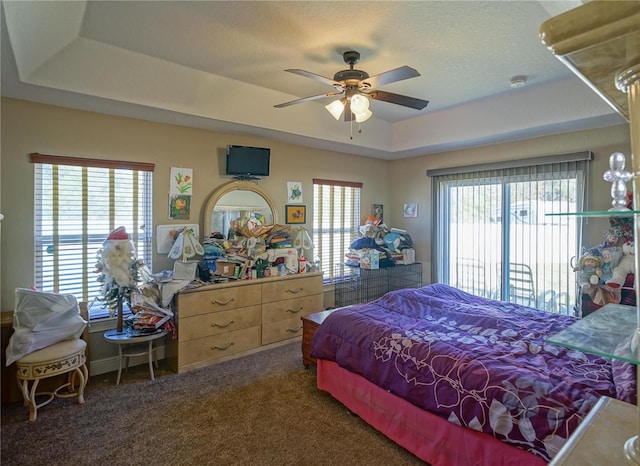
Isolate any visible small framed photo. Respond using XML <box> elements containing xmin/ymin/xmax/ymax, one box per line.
<box><xmin>285</xmin><ymin>205</ymin><xmax>306</xmax><ymax>224</ymax></box>
<box><xmin>372</xmin><ymin>203</ymin><xmax>383</xmax><ymax>222</ymax></box>
<box><xmin>404</xmin><ymin>203</ymin><xmax>418</xmax><ymax>218</ymax></box>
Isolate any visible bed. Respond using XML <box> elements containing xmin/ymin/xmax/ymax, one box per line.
<box><xmin>310</xmin><ymin>283</ymin><xmax>636</xmax><ymax>465</ymax></box>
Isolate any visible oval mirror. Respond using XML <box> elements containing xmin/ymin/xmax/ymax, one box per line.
<box><xmin>203</xmin><ymin>181</ymin><xmax>278</xmax><ymax>238</ymax></box>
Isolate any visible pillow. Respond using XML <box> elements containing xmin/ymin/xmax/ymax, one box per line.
<box><xmin>5</xmin><ymin>288</ymin><xmax>87</xmax><ymax>366</ymax></box>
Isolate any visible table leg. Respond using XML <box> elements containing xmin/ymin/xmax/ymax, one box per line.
<box><xmin>148</xmin><ymin>340</ymin><xmax>155</xmax><ymax>381</ymax></box>
<box><xmin>116</xmin><ymin>345</ymin><xmax>123</xmax><ymax>386</ymax></box>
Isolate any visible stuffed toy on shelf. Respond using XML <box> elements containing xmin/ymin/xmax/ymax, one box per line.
<box><xmin>573</xmin><ymin>251</ymin><xmax>603</xmax><ymax>290</ymax></box>
<box><xmin>598</xmin><ymin>247</ymin><xmax>622</xmax><ymax>284</ymax></box>
<box><xmin>606</xmin><ymin>240</ymin><xmax>635</xmax><ymax>288</ymax></box>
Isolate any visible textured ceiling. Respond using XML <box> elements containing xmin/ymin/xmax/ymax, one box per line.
<box><xmin>0</xmin><ymin>0</ymin><xmax>625</xmax><ymax>159</ymax></box>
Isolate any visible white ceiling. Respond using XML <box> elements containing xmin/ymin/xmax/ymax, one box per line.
<box><xmin>0</xmin><ymin>0</ymin><xmax>626</xmax><ymax>160</ymax></box>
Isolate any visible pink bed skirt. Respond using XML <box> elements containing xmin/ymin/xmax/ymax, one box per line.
<box><xmin>316</xmin><ymin>359</ymin><xmax>548</xmax><ymax>466</ymax></box>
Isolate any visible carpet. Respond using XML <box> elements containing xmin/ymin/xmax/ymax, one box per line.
<box><xmin>1</xmin><ymin>341</ymin><xmax>423</xmax><ymax>465</ymax></box>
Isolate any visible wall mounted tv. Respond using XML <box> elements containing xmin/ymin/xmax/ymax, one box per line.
<box><xmin>226</xmin><ymin>145</ymin><xmax>270</xmax><ymax>180</ymax></box>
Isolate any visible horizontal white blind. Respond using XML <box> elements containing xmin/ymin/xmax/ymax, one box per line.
<box><xmin>313</xmin><ymin>181</ymin><xmax>361</xmax><ymax>281</ymax></box>
<box><xmin>34</xmin><ymin>159</ymin><xmax>153</xmax><ymax>307</ymax></box>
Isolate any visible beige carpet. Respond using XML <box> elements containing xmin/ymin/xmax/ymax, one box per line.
<box><xmin>1</xmin><ymin>341</ymin><xmax>424</xmax><ymax>465</ymax></box>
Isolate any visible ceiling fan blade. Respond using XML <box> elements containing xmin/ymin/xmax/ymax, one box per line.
<box><xmin>284</xmin><ymin>69</ymin><xmax>340</xmax><ymax>87</ymax></box>
<box><xmin>274</xmin><ymin>91</ymin><xmax>343</xmax><ymax>108</ymax></box>
<box><xmin>367</xmin><ymin>90</ymin><xmax>429</xmax><ymax>110</ymax></box>
<box><xmin>363</xmin><ymin>66</ymin><xmax>420</xmax><ymax>88</ymax></box>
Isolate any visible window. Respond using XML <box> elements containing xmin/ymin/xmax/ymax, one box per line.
<box><xmin>429</xmin><ymin>152</ymin><xmax>591</xmax><ymax>314</ymax></box>
<box><xmin>313</xmin><ymin>179</ymin><xmax>362</xmax><ymax>281</ymax></box>
<box><xmin>32</xmin><ymin>153</ymin><xmax>154</xmax><ymax>314</ymax></box>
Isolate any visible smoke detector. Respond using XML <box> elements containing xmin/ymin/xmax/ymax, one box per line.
<box><xmin>510</xmin><ymin>75</ymin><xmax>527</xmax><ymax>88</ymax></box>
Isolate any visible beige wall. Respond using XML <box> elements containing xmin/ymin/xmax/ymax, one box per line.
<box><xmin>0</xmin><ymin>97</ymin><xmax>632</xmax><ymax>311</ymax></box>
<box><xmin>0</xmin><ymin>98</ymin><xmax>391</xmax><ymax>311</ymax></box>
<box><xmin>389</xmin><ymin>124</ymin><xmax>632</xmax><ymax>281</ymax></box>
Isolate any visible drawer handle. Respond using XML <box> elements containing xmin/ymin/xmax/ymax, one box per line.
<box><xmin>212</xmin><ymin>297</ymin><xmax>234</xmax><ymax>305</ymax></box>
<box><xmin>286</xmin><ymin>287</ymin><xmax>303</xmax><ymax>294</ymax></box>
<box><xmin>286</xmin><ymin>307</ymin><xmax>303</xmax><ymax>314</ymax></box>
<box><xmin>212</xmin><ymin>342</ymin><xmax>234</xmax><ymax>351</ymax></box>
<box><xmin>287</xmin><ymin>325</ymin><xmax>303</xmax><ymax>333</ymax></box>
<box><xmin>211</xmin><ymin>319</ymin><xmax>235</xmax><ymax>328</ymax></box>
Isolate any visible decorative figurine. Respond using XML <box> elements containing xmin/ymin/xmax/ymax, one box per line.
<box><xmin>603</xmin><ymin>152</ymin><xmax>633</xmax><ymax>211</ymax></box>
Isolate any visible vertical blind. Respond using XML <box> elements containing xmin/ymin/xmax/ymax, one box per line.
<box><xmin>313</xmin><ymin>179</ymin><xmax>362</xmax><ymax>281</ymax></box>
<box><xmin>429</xmin><ymin>153</ymin><xmax>591</xmax><ymax>313</ymax></box>
<box><xmin>31</xmin><ymin>153</ymin><xmax>154</xmax><ymax>306</ymax></box>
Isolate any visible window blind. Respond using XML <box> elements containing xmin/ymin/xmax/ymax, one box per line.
<box><xmin>32</xmin><ymin>154</ymin><xmax>153</xmax><ymax>309</ymax></box>
<box><xmin>313</xmin><ymin>179</ymin><xmax>362</xmax><ymax>281</ymax></box>
<box><xmin>430</xmin><ymin>157</ymin><xmax>589</xmax><ymax>314</ymax></box>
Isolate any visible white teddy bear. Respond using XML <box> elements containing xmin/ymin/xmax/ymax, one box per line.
<box><xmin>606</xmin><ymin>240</ymin><xmax>635</xmax><ymax>287</ymax></box>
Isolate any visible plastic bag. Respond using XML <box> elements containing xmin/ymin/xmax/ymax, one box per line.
<box><xmin>5</xmin><ymin>288</ymin><xmax>87</xmax><ymax>366</ymax></box>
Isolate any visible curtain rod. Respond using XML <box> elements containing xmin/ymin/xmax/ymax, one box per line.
<box><xmin>426</xmin><ymin>151</ymin><xmax>593</xmax><ymax>177</ymax></box>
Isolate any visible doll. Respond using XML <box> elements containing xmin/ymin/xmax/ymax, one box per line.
<box><xmin>606</xmin><ymin>240</ymin><xmax>635</xmax><ymax>288</ymax></box>
<box><xmin>573</xmin><ymin>252</ymin><xmax>603</xmax><ymax>290</ymax></box>
<box><xmin>599</xmin><ymin>247</ymin><xmax>621</xmax><ymax>284</ymax></box>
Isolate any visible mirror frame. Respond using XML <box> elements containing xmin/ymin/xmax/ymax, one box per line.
<box><xmin>203</xmin><ymin>181</ymin><xmax>278</xmax><ymax>237</ymax></box>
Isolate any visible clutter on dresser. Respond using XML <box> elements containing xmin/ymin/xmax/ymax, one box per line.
<box><xmin>201</xmin><ymin>220</ymin><xmax>316</xmax><ymax>282</ymax></box>
<box><xmin>167</xmin><ymin>226</ymin><xmax>204</xmax><ymax>282</ymax></box>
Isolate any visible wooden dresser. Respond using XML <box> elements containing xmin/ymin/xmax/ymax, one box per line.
<box><xmin>168</xmin><ymin>272</ymin><xmax>323</xmax><ymax>373</ymax></box>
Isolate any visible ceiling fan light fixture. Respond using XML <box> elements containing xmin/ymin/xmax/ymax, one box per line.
<box><xmin>350</xmin><ymin>94</ymin><xmax>369</xmax><ymax>114</ymax></box>
<box><xmin>325</xmin><ymin>99</ymin><xmax>345</xmax><ymax>120</ymax></box>
<box><xmin>275</xmin><ymin>50</ymin><xmax>426</xmax><ymax>136</ymax></box>
<box><xmin>355</xmin><ymin>109</ymin><xmax>372</xmax><ymax>123</ymax></box>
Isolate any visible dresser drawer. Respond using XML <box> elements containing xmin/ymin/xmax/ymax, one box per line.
<box><xmin>261</xmin><ymin>275</ymin><xmax>322</xmax><ymax>303</ymax></box>
<box><xmin>262</xmin><ymin>316</ymin><xmax>304</xmax><ymax>345</ymax></box>
<box><xmin>177</xmin><ymin>326</ymin><xmax>261</xmax><ymax>367</ymax></box>
<box><xmin>178</xmin><ymin>305</ymin><xmax>261</xmax><ymax>341</ymax></box>
<box><xmin>261</xmin><ymin>294</ymin><xmax>322</xmax><ymax>324</ymax></box>
<box><xmin>177</xmin><ymin>284</ymin><xmax>261</xmax><ymax>317</ymax></box>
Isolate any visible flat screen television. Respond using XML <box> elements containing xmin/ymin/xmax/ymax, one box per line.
<box><xmin>226</xmin><ymin>145</ymin><xmax>270</xmax><ymax>179</ymax></box>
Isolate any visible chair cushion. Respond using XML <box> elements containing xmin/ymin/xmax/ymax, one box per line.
<box><xmin>17</xmin><ymin>339</ymin><xmax>86</xmax><ymax>364</ymax></box>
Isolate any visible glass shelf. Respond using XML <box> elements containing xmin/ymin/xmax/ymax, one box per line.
<box><xmin>545</xmin><ymin>210</ymin><xmax>639</xmax><ymax>218</ymax></box>
<box><xmin>546</xmin><ymin>304</ymin><xmax>640</xmax><ymax>365</ymax></box>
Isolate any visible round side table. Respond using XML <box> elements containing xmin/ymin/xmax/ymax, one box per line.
<box><xmin>103</xmin><ymin>329</ymin><xmax>168</xmax><ymax>385</ymax></box>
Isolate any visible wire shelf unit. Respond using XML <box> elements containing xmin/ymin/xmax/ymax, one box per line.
<box><xmin>334</xmin><ymin>263</ymin><xmax>422</xmax><ymax>308</ymax></box>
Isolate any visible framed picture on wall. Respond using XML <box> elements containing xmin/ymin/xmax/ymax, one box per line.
<box><xmin>404</xmin><ymin>203</ymin><xmax>418</xmax><ymax>218</ymax></box>
<box><xmin>285</xmin><ymin>205</ymin><xmax>306</xmax><ymax>224</ymax></box>
<box><xmin>372</xmin><ymin>203</ymin><xmax>383</xmax><ymax>222</ymax></box>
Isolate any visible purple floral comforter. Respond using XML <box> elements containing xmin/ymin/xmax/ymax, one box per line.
<box><xmin>310</xmin><ymin>283</ymin><xmax>636</xmax><ymax>461</ymax></box>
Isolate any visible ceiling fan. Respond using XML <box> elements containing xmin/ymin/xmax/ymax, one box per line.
<box><xmin>274</xmin><ymin>50</ymin><xmax>429</xmax><ymax>122</ymax></box>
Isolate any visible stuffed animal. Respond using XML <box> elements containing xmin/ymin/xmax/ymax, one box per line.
<box><xmin>606</xmin><ymin>240</ymin><xmax>635</xmax><ymax>288</ymax></box>
<box><xmin>573</xmin><ymin>252</ymin><xmax>603</xmax><ymax>290</ymax></box>
<box><xmin>599</xmin><ymin>247</ymin><xmax>622</xmax><ymax>284</ymax></box>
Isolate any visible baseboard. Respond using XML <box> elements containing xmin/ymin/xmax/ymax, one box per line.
<box><xmin>90</xmin><ymin>345</ymin><xmax>168</xmax><ymax>376</ymax></box>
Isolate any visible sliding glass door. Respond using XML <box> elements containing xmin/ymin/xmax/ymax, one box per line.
<box><xmin>431</xmin><ymin>155</ymin><xmax>590</xmax><ymax>314</ymax></box>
